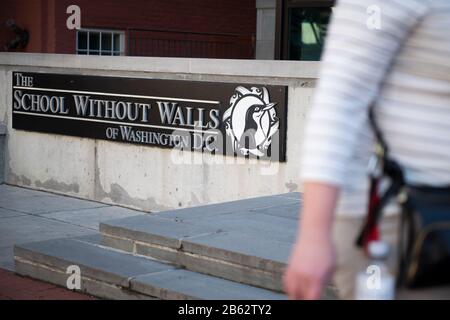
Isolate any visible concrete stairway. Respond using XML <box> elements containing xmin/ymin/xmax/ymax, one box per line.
<box><xmin>15</xmin><ymin>235</ymin><xmax>285</xmax><ymax>300</ymax></box>
<box><xmin>100</xmin><ymin>194</ymin><xmax>301</xmax><ymax>293</ymax></box>
<box><xmin>13</xmin><ymin>193</ymin><xmax>337</xmax><ymax>299</ymax></box>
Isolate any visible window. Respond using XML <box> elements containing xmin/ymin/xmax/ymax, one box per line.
<box><xmin>76</xmin><ymin>29</ymin><xmax>125</xmax><ymax>56</ymax></box>
<box><xmin>275</xmin><ymin>0</ymin><xmax>334</xmax><ymax>61</ymax></box>
<box><xmin>288</xmin><ymin>7</ymin><xmax>331</xmax><ymax>60</ymax></box>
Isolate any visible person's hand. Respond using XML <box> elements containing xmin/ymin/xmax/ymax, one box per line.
<box><xmin>283</xmin><ymin>234</ymin><xmax>336</xmax><ymax>300</ymax></box>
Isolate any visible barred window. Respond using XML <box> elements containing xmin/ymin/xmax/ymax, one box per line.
<box><xmin>76</xmin><ymin>29</ymin><xmax>125</xmax><ymax>56</ymax></box>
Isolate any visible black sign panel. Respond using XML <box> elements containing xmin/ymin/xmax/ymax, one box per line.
<box><xmin>12</xmin><ymin>72</ymin><xmax>288</xmax><ymax>161</ymax></box>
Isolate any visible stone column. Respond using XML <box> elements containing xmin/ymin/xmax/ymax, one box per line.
<box><xmin>255</xmin><ymin>0</ymin><xmax>276</xmax><ymax>60</ymax></box>
<box><xmin>0</xmin><ymin>123</ymin><xmax>5</xmax><ymax>183</ymax></box>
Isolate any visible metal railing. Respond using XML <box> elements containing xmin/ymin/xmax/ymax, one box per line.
<box><xmin>127</xmin><ymin>28</ymin><xmax>254</xmax><ymax>59</ymax></box>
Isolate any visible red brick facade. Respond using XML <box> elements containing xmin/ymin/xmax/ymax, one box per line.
<box><xmin>0</xmin><ymin>0</ymin><xmax>256</xmax><ymax>58</ymax></box>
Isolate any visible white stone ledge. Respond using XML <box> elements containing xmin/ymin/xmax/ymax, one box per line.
<box><xmin>0</xmin><ymin>52</ymin><xmax>319</xmax><ymax>79</ymax></box>
<box><xmin>256</xmin><ymin>0</ymin><xmax>276</xmax><ymax>9</ymax></box>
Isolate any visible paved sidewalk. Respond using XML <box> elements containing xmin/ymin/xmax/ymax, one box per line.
<box><xmin>0</xmin><ymin>268</ymin><xmax>96</xmax><ymax>300</ymax></box>
<box><xmin>0</xmin><ymin>183</ymin><xmax>146</xmax><ymax>271</ymax></box>
<box><xmin>0</xmin><ymin>183</ymin><xmax>147</xmax><ymax>299</ymax></box>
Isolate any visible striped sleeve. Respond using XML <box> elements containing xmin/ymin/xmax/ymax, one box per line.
<box><xmin>300</xmin><ymin>0</ymin><xmax>429</xmax><ymax>187</ymax></box>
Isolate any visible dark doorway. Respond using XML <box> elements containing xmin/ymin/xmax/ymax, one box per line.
<box><xmin>275</xmin><ymin>0</ymin><xmax>334</xmax><ymax>60</ymax></box>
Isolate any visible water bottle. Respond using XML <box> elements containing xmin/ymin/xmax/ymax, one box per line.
<box><xmin>354</xmin><ymin>240</ymin><xmax>395</xmax><ymax>300</ymax></box>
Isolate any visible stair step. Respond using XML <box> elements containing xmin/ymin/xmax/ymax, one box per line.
<box><xmin>13</xmin><ymin>236</ymin><xmax>286</xmax><ymax>300</ymax></box>
<box><xmin>99</xmin><ymin>194</ymin><xmax>301</xmax><ymax>292</ymax></box>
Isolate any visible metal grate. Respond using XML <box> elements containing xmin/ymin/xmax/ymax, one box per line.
<box><xmin>127</xmin><ymin>29</ymin><xmax>254</xmax><ymax>59</ymax></box>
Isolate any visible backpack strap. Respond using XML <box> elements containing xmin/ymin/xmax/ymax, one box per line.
<box><xmin>355</xmin><ymin>108</ymin><xmax>405</xmax><ymax>247</ymax></box>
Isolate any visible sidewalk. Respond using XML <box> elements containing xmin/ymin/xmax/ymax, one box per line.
<box><xmin>2</xmin><ymin>184</ymin><xmax>449</xmax><ymax>300</ymax></box>
<box><xmin>0</xmin><ymin>268</ymin><xmax>96</xmax><ymax>300</ymax></box>
<box><xmin>0</xmin><ymin>183</ymin><xmax>146</xmax><ymax>299</ymax></box>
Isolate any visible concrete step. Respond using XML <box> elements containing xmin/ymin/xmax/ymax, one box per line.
<box><xmin>13</xmin><ymin>235</ymin><xmax>286</xmax><ymax>300</ymax></box>
<box><xmin>99</xmin><ymin>193</ymin><xmax>342</xmax><ymax>297</ymax></box>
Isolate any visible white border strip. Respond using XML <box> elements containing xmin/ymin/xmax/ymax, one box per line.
<box><xmin>12</xmin><ymin>86</ymin><xmax>221</xmax><ymax>105</ymax></box>
<box><xmin>13</xmin><ymin>111</ymin><xmax>219</xmax><ymax>135</ymax></box>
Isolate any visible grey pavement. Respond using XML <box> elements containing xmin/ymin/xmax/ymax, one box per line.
<box><xmin>15</xmin><ymin>236</ymin><xmax>286</xmax><ymax>299</ymax></box>
<box><xmin>0</xmin><ymin>184</ymin><xmax>145</xmax><ymax>271</ymax></box>
<box><xmin>153</xmin><ymin>193</ymin><xmax>300</xmax><ymax>221</ymax></box>
<box><xmin>2</xmin><ymin>183</ymin><xmax>300</xmax><ymax>299</ymax></box>
<box><xmin>15</xmin><ymin>237</ymin><xmax>176</xmax><ymax>287</ymax></box>
<box><xmin>100</xmin><ymin>214</ymin><xmax>221</xmax><ymax>249</ymax></box>
<box><xmin>99</xmin><ymin>192</ymin><xmax>302</xmax><ymax>292</ymax></box>
<box><xmin>102</xmin><ymin>194</ymin><xmax>301</xmax><ymax>267</ymax></box>
<box><xmin>131</xmin><ymin>269</ymin><xmax>286</xmax><ymax>300</ymax></box>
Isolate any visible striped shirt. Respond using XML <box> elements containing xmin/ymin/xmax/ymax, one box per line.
<box><xmin>300</xmin><ymin>0</ymin><xmax>450</xmax><ymax>217</ymax></box>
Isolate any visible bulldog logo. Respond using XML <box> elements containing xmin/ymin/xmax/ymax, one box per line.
<box><xmin>223</xmin><ymin>86</ymin><xmax>279</xmax><ymax>157</ymax></box>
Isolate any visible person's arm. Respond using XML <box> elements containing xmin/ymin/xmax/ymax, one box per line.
<box><xmin>284</xmin><ymin>182</ymin><xmax>339</xmax><ymax>300</ymax></box>
<box><xmin>284</xmin><ymin>0</ymin><xmax>428</xmax><ymax>300</ymax></box>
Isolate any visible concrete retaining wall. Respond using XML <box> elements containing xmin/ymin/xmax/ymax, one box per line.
<box><xmin>0</xmin><ymin>53</ymin><xmax>318</xmax><ymax>212</ymax></box>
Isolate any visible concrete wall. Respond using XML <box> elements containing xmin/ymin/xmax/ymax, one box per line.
<box><xmin>0</xmin><ymin>52</ymin><xmax>318</xmax><ymax>212</ymax></box>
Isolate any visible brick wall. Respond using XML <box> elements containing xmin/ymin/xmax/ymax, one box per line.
<box><xmin>1</xmin><ymin>0</ymin><xmax>256</xmax><ymax>58</ymax></box>
<box><xmin>0</xmin><ymin>0</ymin><xmax>46</xmax><ymax>52</ymax></box>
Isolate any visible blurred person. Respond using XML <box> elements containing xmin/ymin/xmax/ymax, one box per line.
<box><xmin>284</xmin><ymin>0</ymin><xmax>450</xmax><ymax>299</ymax></box>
